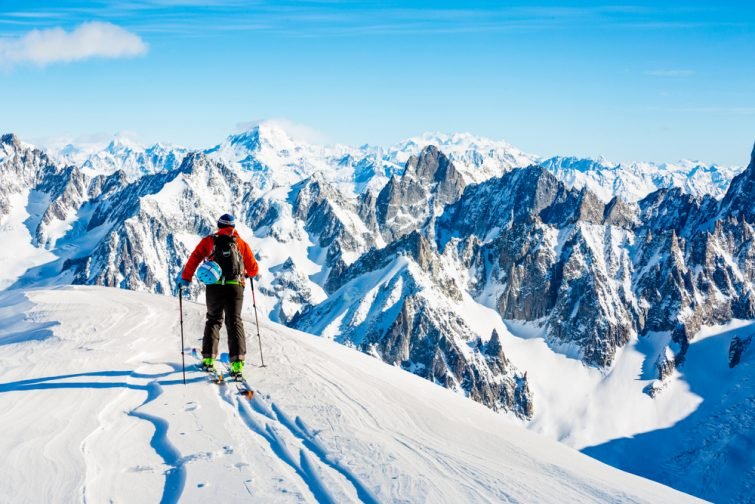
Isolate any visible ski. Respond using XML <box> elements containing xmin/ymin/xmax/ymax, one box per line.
<box><xmin>189</xmin><ymin>348</ymin><xmax>253</xmax><ymax>398</ymax></box>
<box><xmin>191</xmin><ymin>348</ymin><xmax>226</xmax><ymax>385</ymax></box>
<box><xmin>220</xmin><ymin>359</ymin><xmax>254</xmax><ymax>400</ymax></box>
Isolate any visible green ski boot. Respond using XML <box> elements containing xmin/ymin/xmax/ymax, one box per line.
<box><xmin>201</xmin><ymin>357</ymin><xmax>215</xmax><ymax>371</ymax></box>
<box><xmin>230</xmin><ymin>360</ymin><xmax>244</xmax><ymax>379</ymax></box>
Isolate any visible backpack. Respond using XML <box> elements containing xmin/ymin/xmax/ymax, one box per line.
<box><xmin>212</xmin><ymin>234</ymin><xmax>244</xmax><ymax>281</ymax></box>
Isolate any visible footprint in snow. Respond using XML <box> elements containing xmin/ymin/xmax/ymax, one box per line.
<box><xmin>127</xmin><ymin>465</ymin><xmax>155</xmax><ymax>473</ymax></box>
<box><xmin>177</xmin><ymin>451</ymin><xmax>217</xmax><ymax>465</ymax></box>
<box><xmin>185</xmin><ymin>401</ymin><xmax>198</xmax><ymax>411</ymax></box>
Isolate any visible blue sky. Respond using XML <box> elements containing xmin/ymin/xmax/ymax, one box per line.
<box><xmin>1</xmin><ymin>1</ymin><xmax>754</xmax><ymax>165</ymax></box>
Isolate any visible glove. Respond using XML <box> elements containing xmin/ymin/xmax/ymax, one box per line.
<box><xmin>176</xmin><ymin>271</ymin><xmax>191</xmax><ymax>293</ymax></box>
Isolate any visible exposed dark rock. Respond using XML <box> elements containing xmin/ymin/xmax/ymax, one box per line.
<box><xmin>729</xmin><ymin>334</ymin><xmax>753</xmax><ymax>368</ymax></box>
<box><xmin>368</xmin><ymin>295</ymin><xmax>533</xmax><ymax>418</ymax></box>
<box><xmin>376</xmin><ymin>146</ymin><xmax>465</xmax><ymax>242</ymax></box>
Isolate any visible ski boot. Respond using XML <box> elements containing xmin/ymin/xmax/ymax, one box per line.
<box><xmin>200</xmin><ymin>357</ymin><xmax>215</xmax><ymax>372</ymax></box>
<box><xmin>229</xmin><ymin>360</ymin><xmax>244</xmax><ymax>380</ymax></box>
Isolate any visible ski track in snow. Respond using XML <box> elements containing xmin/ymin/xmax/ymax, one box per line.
<box><xmin>271</xmin><ymin>403</ymin><xmax>379</xmax><ymax>504</ymax></box>
<box><xmin>198</xmin><ymin>347</ymin><xmax>373</xmax><ymax>504</ymax></box>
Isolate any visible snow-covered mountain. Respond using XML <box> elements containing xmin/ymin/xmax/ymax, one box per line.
<box><xmin>48</xmin><ymin>135</ymin><xmax>189</xmax><ymax>181</ymax></box>
<box><xmin>540</xmin><ymin>155</ymin><xmax>742</xmax><ymax>202</ymax></box>
<box><xmin>44</xmin><ymin>124</ymin><xmax>742</xmax><ymax>201</ymax></box>
<box><xmin>388</xmin><ymin>132</ymin><xmax>538</xmax><ymax>185</ymax></box>
<box><xmin>1</xmin><ymin>125</ymin><xmax>753</xmax><ymax>502</ymax></box>
<box><xmin>0</xmin><ymin>286</ymin><xmax>703</xmax><ymax>503</ymax></box>
<box><xmin>381</xmin><ymin>131</ymin><xmax>742</xmax><ymax>201</ymax></box>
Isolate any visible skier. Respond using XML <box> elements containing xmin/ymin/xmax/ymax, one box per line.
<box><xmin>176</xmin><ymin>213</ymin><xmax>259</xmax><ymax>377</ymax></box>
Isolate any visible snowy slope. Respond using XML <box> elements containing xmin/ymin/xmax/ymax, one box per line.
<box><xmin>450</xmin><ymin>295</ymin><xmax>755</xmax><ymax>503</ymax></box>
<box><xmin>0</xmin><ymin>286</ymin><xmax>700</xmax><ymax>503</ymax></box>
<box><xmin>0</xmin><ymin>191</ymin><xmax>57</xmax><ymax>290</ymax></box>
<box><xmin>584</xmin><ymin>320</ymin><xmax>755</xmax><ymax>504</ymax></box>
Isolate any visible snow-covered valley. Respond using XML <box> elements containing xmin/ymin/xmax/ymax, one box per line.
<box><xmin>0</xmin><ymin>286</ymin><xmax>703</xmax><ymax>503</ymax></box>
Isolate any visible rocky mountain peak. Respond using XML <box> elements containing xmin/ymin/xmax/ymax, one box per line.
<box><xmin>178</xmin><ymin>151</ymin><xmax>211</xmax><ymax>173</ymax></box>
<box><xmin>405</xmin><ymin>145</ymin><xmax>448</xmax><ymax>179</ymax></box>
<box><xmin>502</xmin><ymin>166</ymin><xmax>576</xmax><ymax>222</ymax></box>
<box><xmin>485</xmin><ymin>329</ymin><xmax>506</xmax><ymax>361</ymax></box>
<box><xmin>718</xmin><ymin>139</ymin><xmax>755</xmax><ymax>222</ymax></box>
<box><xmin>1</xmin><ymin>133</ymin><xmax>21</xmax><ymax>148</ymax></box>
<box><xmin>404</xmin><ymin>145</ymin><xmax>466</xmax><ymax>204</ymax></box>
<box><xmin>375</xmin><ymin>145</ymin><xmax>466</xmax><ymax>241</ymax></box>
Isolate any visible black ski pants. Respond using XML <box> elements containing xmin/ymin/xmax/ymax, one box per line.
<box><xmin>202</xmin><ymin>284</ymin><xmax>246</xmax><ymax>362</ymax></box>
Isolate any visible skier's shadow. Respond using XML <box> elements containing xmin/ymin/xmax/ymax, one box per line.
<box><xmin>0</xmin><ymin>364</ymin><xmax>205</xmax><ymax>394</ymax></box>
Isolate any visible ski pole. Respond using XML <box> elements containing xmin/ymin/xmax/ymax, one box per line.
<box><xmin>250</xmin><ymin>278</ymin><xmax>266</xmax><ymax>367</ymax></box>
<box><xmin>179</xmin><ymin>286</ymin><xmax>186</xmax><ymax>385</ymax></box>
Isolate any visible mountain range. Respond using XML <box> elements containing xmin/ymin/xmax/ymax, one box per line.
<box><xmin>1</xmin><ymin>124</ymin><xmax>753</xmax><ymax>502</ymax></box>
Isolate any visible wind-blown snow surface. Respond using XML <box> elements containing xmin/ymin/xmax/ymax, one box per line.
<box><xmin>0</xmin><ymin>286</ymin><xmax>699</xmax><ymax>503</ymax></box>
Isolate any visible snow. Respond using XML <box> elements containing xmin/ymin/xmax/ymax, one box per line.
<box><xmin>455</xmin><ymin>292</ymin><xmax>703</xmax><ymax>448</ymax></box>
<box><xmin>540</xmin><ymin>156</ymin><xmax>744</xmax><ymax>202</ymax></box>
<box><xmin>452</xmin><ymin>286</ymin><xmax>754</xmax><ymax>501</ymax></box>
<box><xmin>238</xmin><ymin>218</ymin><xmax>328</xmax><ymax>314</ymax></box>
<box><xmin>47</xmin><ymin>134</ymin><xmax>188</xmax><ymax>181</ymax></box>
<box><xmin>584</xmin><ymin>320</ymin><xmax>755</xmax><ymax>503</ymax></box>
<box><xmin>9</xmin><ymin>200</ymin><xmax>113</xmax><ymax>290</ymax></box>
<box><xmin>312</xmin><ymin>256</ymin><xmax>415</xmax><ymax>341</ymax></box>
<box><xmin>40</xmin><ymin>127</ymin><xmax>743</xmax><ymax>207</ymax></box>
<box><xmin>0</xmin><ymin>192</ymin><xmax>56</xmax><ymax>290</ymax></box>
<box><xmin>23</xmin><ymin>188</ymin><xmax>80</xmax><ymax>249</ymax></box>
<box><xmin>0</xmin><ymin>286</ymin><xmax>700</xmax><ymax>503</ymax></box>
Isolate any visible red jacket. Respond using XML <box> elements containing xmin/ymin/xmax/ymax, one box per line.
<box><xmin>182</xmin><ymin>227</ymin><xmax>259</xmax><ymax>283</ymax></box>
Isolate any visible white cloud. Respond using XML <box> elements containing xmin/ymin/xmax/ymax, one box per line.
<box><xmin>0</xmin><ymin>22</ymin><xmax>147</xmax><ymax>67</ymax></box>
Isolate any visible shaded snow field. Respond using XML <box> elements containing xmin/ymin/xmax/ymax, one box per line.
<box><xmin>0</xmin><ymin>286</ymin><xmax>701</xmax><ymax>503</ymax></box>
<box><xmin>0</xmin><ymin>192</ymin><xmax>56</xmax><ymax>290</ymax></box>
<box><xmin>460</xmin><ymin>293</ymin><xmax>754</xmax><ymax>503</ymax></box>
